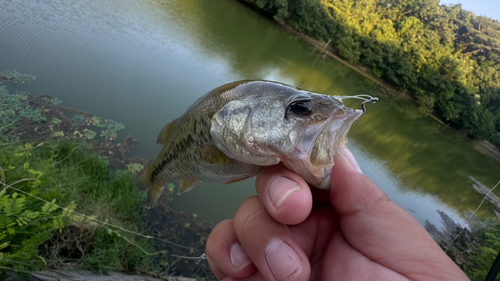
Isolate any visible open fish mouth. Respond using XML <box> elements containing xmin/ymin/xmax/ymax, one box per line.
<box><xmin>309</xmin><ymin>108</ymin><xmax>363</xmax><ymax>187</ymax></box>
<box><xmin>282</xmin><ymin>107</ymin><xmax>363</xmax><ymax>189</ymax></box>
<box><xmin>282</xmin><ymin>95</ymin><xmax>379</xmax><ymax>190</ymax></box>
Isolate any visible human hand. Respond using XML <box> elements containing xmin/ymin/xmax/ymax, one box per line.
<box><xmin>206</xmin><ymin>148</ymin><xmax>469</xmax><ymax>281</ymax></box>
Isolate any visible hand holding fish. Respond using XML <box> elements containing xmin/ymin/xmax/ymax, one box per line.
<box><xmin>205</xmin><ymin>149</ymin><xmax>469</xmax><ymax>281</ymax></box>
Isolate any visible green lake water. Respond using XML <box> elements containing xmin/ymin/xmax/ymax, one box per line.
<box><xmin>1</xmin><ymin>0</ymin><xmax>499</xmax><ymax>229</ymax></box>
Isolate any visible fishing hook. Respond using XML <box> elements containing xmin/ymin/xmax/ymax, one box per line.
<box><xmin>361</xmin><ymin>97</ymin><xmax>379</xmax><ymax>114</ymax></box>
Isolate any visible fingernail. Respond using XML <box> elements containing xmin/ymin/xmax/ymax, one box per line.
<box><xmin>268</xmin><ymin>177</ymin><xmax>301</xmax><ymax>208</ymax></box>
<box><xmin>342</xmin><ymin>148</ymin><xmax>363</xmax><ymax>174</ymax></box>
<box><xmin>230</xmin><ymin>243</ymin><xmax>251</xmax><ymax>270</ymax></box>
<box><xmin>266</xmin><ymin>239</ymin><xmax>302</xmax><ymax>281</ymax></box>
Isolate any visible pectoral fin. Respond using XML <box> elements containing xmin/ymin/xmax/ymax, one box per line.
<box><xmin>178</xmin><ymin>179</ymin><xmax>201</xmax><ymax>194</ymax></box>
<box><xmin>200</xmin><ymin>145</ymin><xmax>230</xmax><ymax>164</ymax></box>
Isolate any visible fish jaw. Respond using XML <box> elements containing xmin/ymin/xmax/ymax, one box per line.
<box><xmin>281</xmin><ymin>108</ymin><xmax>363</xmax><ymax>189</ymax></box>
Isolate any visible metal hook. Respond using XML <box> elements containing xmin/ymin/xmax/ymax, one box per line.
<box><xmin>361</xmin><ymin>97</ymin><xmax>379</xmax><ymax>114</ymax></box>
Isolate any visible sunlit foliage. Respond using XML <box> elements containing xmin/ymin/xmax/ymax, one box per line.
<box><xmin>244</xmin><ymin>0</ymin><xmax>500</xmax><ymax>146</ymax></box>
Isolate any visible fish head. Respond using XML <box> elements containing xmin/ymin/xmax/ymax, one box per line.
<box><xmin>211</xmin><ymin>82</ymin><xmax>364</xmax><ymax>189</ymax></box>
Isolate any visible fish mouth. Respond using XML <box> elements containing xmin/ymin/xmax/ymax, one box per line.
<box><xmin>308</xmin><ymin>108</ymin><xmax>363</xmax><ymax>184</ymax></box>
<box><xmin>330</xmin><ymin>108</ymin><xmax>363</xmax><ymax>155</ymax></box>
<box><xmin>282</xmin><ymin>108</ymin><xmax>363</xmax><ymax>190</ymax></box>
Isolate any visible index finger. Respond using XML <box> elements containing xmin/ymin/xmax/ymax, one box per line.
<box><xmin>255</xmin><ymin>164</ymin><xmax>313</xmax><ymax>226</ymax></box>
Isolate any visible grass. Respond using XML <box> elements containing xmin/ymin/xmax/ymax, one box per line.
<box><xmin>0</xmin><ymin>139</ymin><xmax>154</xmax><ymax>275</ymax></box>
<box><xmin>0</xmin><ymin>72</ymin><xmax>213</xmax><ymax>280</ymax></box>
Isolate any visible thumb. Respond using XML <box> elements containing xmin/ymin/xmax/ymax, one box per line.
<box><xmin>329</xmin><ymin>149</ymin><xmax>388</xmax><ymax>216</ymax></box>
<box><xmin>328</xmin><ymin>149</ymin><xmax>468</xmax><ymax>281</ymax></box>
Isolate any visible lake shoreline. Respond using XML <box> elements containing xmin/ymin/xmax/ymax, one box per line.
<box><xmin>0</xmin><ymin>78</ymin><xmax>216</xmax><ymax>280</ymax></box>
<box><xmin>234</xmin><ymin>0</ymin><xmax>500</xmax><ymax>163</ymax></box>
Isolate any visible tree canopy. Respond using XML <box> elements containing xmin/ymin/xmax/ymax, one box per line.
<box><xmin>244</xmin><ymin>0</ymin><xmax>500</xmax><ymax>146</ymax></box>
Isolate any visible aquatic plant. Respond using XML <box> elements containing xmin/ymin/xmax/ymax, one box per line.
<box><xmin>126</xmin><ymin>163</ymin><xmax>144</xmax><ymax>173</ymax></box>
<box><xmin>41</xmin><ymin>96</ymin><xmax>62</xmax><ymax>106</ymax></box>
<box><xmin>0</xmin><ymin>86</ymin><xmax>45</xmax><ymax>140</ymax></box>
<box><xmin>72</xmin><ymin>114</ymin><xmax>86</xmax><ymax>125</ymax></box>
<box><xmin>1</xmin><ymin>76</ymin><xmax>125</xmax><ymax>146</ymax></box>
<box><xmin>0</xmin><ymin>70</ymin><xmax>35</xmax><ymax>84</ymax></box>
<box><xmin>50</xmin><ymin>118</ymin><xmax>62</xmax><ymax>125</ymax></box>
<box><xmin>99</xmin><ymin>119</ymin><xmax>125</xmax><ymax>141</ymax></box>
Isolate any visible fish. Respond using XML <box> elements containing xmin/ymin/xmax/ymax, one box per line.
<box><xmin>137</xmin><ymin>80</ymin><xmax>377</xmax><ymax>208</ymax></box>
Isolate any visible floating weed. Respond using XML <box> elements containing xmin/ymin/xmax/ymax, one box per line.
<box><xmin>72</xmin><ymin>114</ymin><xmax>86</xmax><ymax>125</ymax></box>
<box><xmin>41</xmin><ymin>96</ymin><xmax>62</xmax><ymax>106</ymax></box>
<box><xmin>126</xmin><ymin>163</ymin><xmax>144</xmax><ymax>173</ymax></box>
<box><xmin>0</xmin><ymin>87</ymin><xmax>45</xmax><ymax>140</ymax></box>
<box><xmin>0</xmin><ymin>70</ymin><xmax>35</xmax><ymax>84</ymax></box>
<box><xmin>51</xmin><ymin>118</ymin><xmax>62</xmax><ymax>125</ymax></box>
<box><xmin>1</xmin><ymin>72</ymin><xmax>124</xmax><ymax>144</ymax></box>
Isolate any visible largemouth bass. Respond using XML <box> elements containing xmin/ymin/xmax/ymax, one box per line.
<box><xmin>137</xmin><ymin>80</ymin><xmax>376</xmax><ymax>208</ymax></box>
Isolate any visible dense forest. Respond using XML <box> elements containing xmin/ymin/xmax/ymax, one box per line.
<box><xmin>243</xmin><ymin>0</ymin><xmax>500</xmax><ymax>146</ymax></box>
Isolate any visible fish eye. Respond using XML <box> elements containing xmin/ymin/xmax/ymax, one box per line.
<box><xmin>285</xmin><ymin>100</ymin><xmax>313</xmax><ymax>118</ymax></box>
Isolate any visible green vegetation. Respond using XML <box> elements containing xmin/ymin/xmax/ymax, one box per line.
<box><xmin>429</xmin><ymin>212</ymin><xmax>500</xmax><ymax>280</ymax></box>
<box><xmin>243</xmin><ymin>0</ymin><xmax>500</xmax><ymax>146</ymax></box>
<box><xmin>0</xmin><ymin>83</ymin><xmax>125</xmax><ymax>144</ymax></box>
<box><xmin>0</xmin><ymin>73</ymin><xmax>214</xmax><ymax>279</ymax></box>
<box><xmin>0</xmin><ymin>140</ymin><xmax>153</xmax><ymax>274</ymax></box>
<box><xmin>0</xmin><ymin>70</ymin><xmax>35</xmax><ymax>84</ymax></box>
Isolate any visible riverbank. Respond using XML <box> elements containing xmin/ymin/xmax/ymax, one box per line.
<box><xmin>235</xmin><ymin>0</ymin><xmax>500</xmax><ymax>164</ymax></box>
<box><xmin>283</xmin><ymin>23</ymin><xmax>500</xmax><ymax>163</ymax></box>
<box><xmin>0</xmin><ymin>75</ymin><xmax>215</xmax><ymax>280</ymax></box>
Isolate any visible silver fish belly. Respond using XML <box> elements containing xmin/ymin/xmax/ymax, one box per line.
<box><xmin>137</xmin><ymin>80</ymin><xmax>376</xmax><ymax>208</ymax></box>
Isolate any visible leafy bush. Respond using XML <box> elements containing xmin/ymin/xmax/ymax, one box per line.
<box><xmin>0</xmin><ymin>141</ymin><xmax>151</xmax><ymax>274</ymax></box>
<box><xmin>0</xmin><ymin>190</ymin><xmax>75</xmax><ymax>272</ymax></box>
<box><xmin>464</xmin><ymin>222</ymin><xmax>500</xmax><ymax>281</ymax></box>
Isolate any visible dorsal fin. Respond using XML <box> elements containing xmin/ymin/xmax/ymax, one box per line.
<box><xmin>157</xmin><ymin>122</ymin><xmax>174</xmax><ymax>145</ymax></box>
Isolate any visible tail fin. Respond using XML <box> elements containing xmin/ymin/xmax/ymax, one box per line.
<box><xmin>137</xmin><ymin>170</ymin><xmax>165</xmax><ymax>208</ymax></box>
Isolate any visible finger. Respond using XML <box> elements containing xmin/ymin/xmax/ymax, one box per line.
<box><xmin>206</xmin><ymin>220</ymin><xmax>256</xmax><ymax>280</ymax></box>
<box><xmin>234</xmin><ymin>196</ymin><xmax>311</xmax><ymax>281</ymax></box>
<box><xmin>341</xmin><ymin>146</ymin><xmax>363</xmax><ymax>174</ymax></box>
<box><xmin>220</xmin><ymin>271</ymin><xmax>266</xmax><ymax>281</ymax></box>
<box><xmin>322</xmin><ymin>231</ymin><xmax>408</xmax><ymax>280</ymax></box>
<box><xmin>330</xmin><ymin>152</ymin><xmax>468</xmax><ymax>280</ymax></box>
<box><xmin>255</xmin><ymin>164</ymin><xmax>313</xmax><ymax>225</ymax></box>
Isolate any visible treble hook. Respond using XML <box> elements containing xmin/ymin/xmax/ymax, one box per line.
<box><xmin>361</xmin><ymin>97</ymin><xmax>379</xmax><ymax>114</ymax></box>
